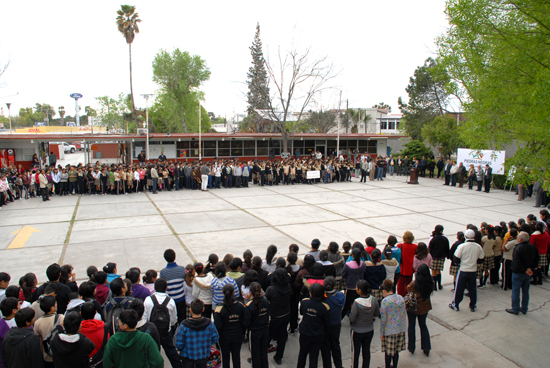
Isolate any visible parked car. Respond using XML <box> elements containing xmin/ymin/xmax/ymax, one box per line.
<box><xmin>50</xmin><ymin>142</ymin><xmax>76</xmax><ymax>153</ymax></box>
<box><xmin>72</xmin><ymin>141</ymin><xmax>85</xmax><ymax>151</ymax></box>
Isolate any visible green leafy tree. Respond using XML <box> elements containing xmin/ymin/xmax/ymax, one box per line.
<box><xmin>398</xmin><ymin>58</ymin><xmax>452</xmax><ymax>140</ymax></box>
<box><xmin>304</xmin><ymin>110</ymin><xmax>337</xmax><ymax>133</ymax></box>
<box><xmin>116</xmin><ymin>4</ymin><xmax>141</xmax><ymax>126</ymax></box>
<box><xmin>246</xmin><ymin>23</ymin><xmax>270</xmax><ymax>133</ymax></box>
<box><xmin>398</xmin><ymin>140</ymin><xmax>434</xmax><ymax>160</ymax></box>
<box><xmin>17</xmin><ymin>107</ymin><xmax>45</xmax><ymax>127</ymax></box>
<box><xmin>436</xmin><ymin>0</ymin><xmax>550</xmax><ymax>187</ymax></box>
<box><xmin>372</xmin><ymin>102</ymin><xmax>391</xmax><ymax>112</ymax></box>
<box><xmin>421</xmin><ymin>115</ymin><xmax>463</xmax><ymax>158</ymax></box>
<box><xmin>152</xmin><ymin>48</ymin><xmax>211</xmax><ymax>133</ymax></box>
<box><xmin>95</xmin><ymin>93</ymin><xmax>130</xmax><ymax>132</ymax></box>
<box><xmin>58</xmin><ymin>106</ymin><xmax>66</xmax><ymax>126</ymax></box>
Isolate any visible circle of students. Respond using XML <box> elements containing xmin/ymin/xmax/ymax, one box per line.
<box><xmin>0</xmin><ymin>210</ymin><xmax>548</xmax><ymax>368</ymax></box>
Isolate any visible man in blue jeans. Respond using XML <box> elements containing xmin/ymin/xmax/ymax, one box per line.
<box><xmin>506</xmin><ymin>232</ymin><xmax>539</xmax><ymax>315</ymax></box>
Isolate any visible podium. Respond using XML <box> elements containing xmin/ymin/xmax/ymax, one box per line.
<box><xmin>408</xmin><ymin>167</ymin><xmax>419</xmax><ymax>184</ymax></box>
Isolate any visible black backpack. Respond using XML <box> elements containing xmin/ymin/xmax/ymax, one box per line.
<box><xmin>150</xmin><ymin>295</ymin><xmax>171</xmax><ymax>338</ymax></box>
<box><xmin>43</xmin><ymin>314</ymin><xmax>64</xmax><ymax>358</ymax></box>
<box><xmin>105</xmin><ymin>298</ymin><xmax>129</xmax><ymax>335</ymax></box>
<box><xmin>90</xmin><ymin>324</ymin><xmax>109</xmax><ymax>368</ymax></box>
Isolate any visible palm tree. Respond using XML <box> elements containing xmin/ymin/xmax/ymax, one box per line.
<box><xmin>116</xmin><ymin>5</ymin><xmax>141</xmax><ymax>126</ymax></box>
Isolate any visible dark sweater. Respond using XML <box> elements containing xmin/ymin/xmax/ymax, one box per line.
<box><xmin>511</xmin><ymin>242</ymin><xmax>539</xmax><ymax>274</ymax></box>
<box><xmin>364</xmin><ymin>264</ymin><xmax>386</xmax><ymax>289</ymax></box>
<box><xmin>51</xmin><ymin>333</ymin><xmax>95</xmax><ymax>368</ymax></box>
<box><xmin>1</xmin><ymin>327</ymin><xmax>44</xmax><ymax>368</ymax></box>
<box><xmin>244</xmin><ymin>297</ymin><xmax>269</xmax><ymax>331</ymax></box>
<box><xmin>32</xmin><ymin>281</ymin><xmax>72</xmax><ymax>314</ymax></box>
<box><xmin>265</xmin><ymin>285</ymin><xmax>291</xmax><ymax>317</ymax></box>
<box><xmin>136</xmin><ymin>321</ymin><xmax>161</xmax><ymax>350</ymax></box>
<box><xmin>213</xmin><ymin>301</ymin><xmax>247</xmax><ymax>339</ymax></box>
<box><xmin>299</xmin><ymin>298</ymin><xmax>330</xmax><ymax>337</ymax></box>
<box><xmin>429</xmin><ymin>235</ymin><xmax>450</xmax><ymax>259</ymax></box>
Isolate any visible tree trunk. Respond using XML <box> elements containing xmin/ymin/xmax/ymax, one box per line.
<box><xmin>282</xmin><ymin>130</ymin><xmax>289</xmax><ymax>153</ymax></box>
<box><xmin>129</xmin><ymin>44</ymin><xmax>139</xmax><ymax>127</ymax></box>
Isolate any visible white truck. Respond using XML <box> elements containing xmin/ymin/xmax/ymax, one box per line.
<box><xmin>50</xmin><ymin>142</ymin><xmax>77</xmax><ymax>153</ymax></box>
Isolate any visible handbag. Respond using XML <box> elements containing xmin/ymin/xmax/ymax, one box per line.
<box><xmin>404</xmin><ymin>291</ymin><xmax>417</xmax><ymax>312</ymax></box>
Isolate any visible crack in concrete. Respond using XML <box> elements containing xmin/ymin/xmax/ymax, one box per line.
<box><xmin>58</xmin><ymin>196</ymin><xmax>80</xmax><ymax>265</ymax></box>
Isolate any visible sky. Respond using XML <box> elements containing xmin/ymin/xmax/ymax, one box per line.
<box><xmin>0</xmin><ymin>0</ymin><xmax>449</xmax><ymax>121</ymax></box>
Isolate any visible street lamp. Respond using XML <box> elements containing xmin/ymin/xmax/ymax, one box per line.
<box><xmin>198</xmin><ymin>102</ymin><xmax>201</xmax><ymax>160</ymax></box>
<box><xmin>141</xmin><ymin>94</ymin><xmax>154</xmax><ymax>161</ymax></box>
<box><xmin>6</xmin><ymin>103</ymin><xmax>11</xmax><ymax>133</ymax></box>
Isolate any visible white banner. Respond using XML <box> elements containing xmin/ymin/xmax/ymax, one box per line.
<box><xmin>456</xmin><ymin>148</ymin><xmax>505</xmax><ymax>175</ymax></box>
<box><xmin>307</xmin><ymin>170</ymin><xmax>321</xmax><ymax>179</ymax></box>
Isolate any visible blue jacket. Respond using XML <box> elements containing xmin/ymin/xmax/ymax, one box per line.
<box><xmin>176</xmin><ymin>317</ymin><xmax>218</xmax><ymax>360</ymax></box>
<box><xmin>325</xmin><ymin>291</ymin><xmax>345</xmax><ymax>325</ymax></box>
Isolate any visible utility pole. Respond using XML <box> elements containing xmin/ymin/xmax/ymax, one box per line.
<box><xmin>199</xmin><ymin>100</ymin><xmax>202</xmax><ymax>161</ymax></box>
<box><xmin>337</xmin><ymin>90</ymin><xmax>342</xmax><ymax>157</ymax></box>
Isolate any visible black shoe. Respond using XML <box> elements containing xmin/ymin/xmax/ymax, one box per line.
<box><xmin>521</xmin><ymin>310</ymin><xmax>527</xmax><ymax>315</ymax></box>
<box><xmin>438</xmin><ymin>284</ymin><xmax>443</xmax><ymax>290</ymax></box>
<box><xmin>408</xmin><ymin>349</ymin><xmax>415</xmax><ymax>354</ymax></box>
<box><xmin>470</xmin><ymin>307</ymin><xmax>476</xmax><ymax>312</ymax></box>
<box><xmin>505</xmin><ymin>308</ymin><xmax>519</xmax><ymax>315</ymax></box>
<box><xmin>274</xmin><ymin>357</ymin><xmax>282</xmax><ymax>365</ymax></box>
<box><xmin>424</xmin><ymin>350</ymin><xmax>430</xmax><ymax>356</ymax></box>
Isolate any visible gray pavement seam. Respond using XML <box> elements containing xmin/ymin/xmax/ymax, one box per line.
<box><xmin>58</xmin><ymin>196</ymin><xmax>81</xmax><ymax>265</ymax></box>
<box><xmin>145</xmin><ymin>192</ymin><xmax>197</xmax><ymax>263</ymax></box>
<box><xmin>207</xmin><ymin>189</ymin><xmax>309</xmax><ymax>247</ymax></box>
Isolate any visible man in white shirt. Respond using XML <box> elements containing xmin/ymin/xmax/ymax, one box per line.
<box><xmin>143</xmin><ymin>278</ymin><xmax>181</xmax><ymax>368</ymax></box>
<box><xmin>449</xmin><ymin>229</ymin><xmax>484</xmax><ymax>312</ymax></box>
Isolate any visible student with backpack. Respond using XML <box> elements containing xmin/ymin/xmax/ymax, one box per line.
<box><xmin>51</xmin><ymin>312</ymin><xmax>95</xmax><ymax>368</ymax></box>
<box><xmin>2</xmin><ymin>308</ymin><xmax>44</xmax><ymax>368</ymax></box>
<box><xmin>33</xmin><ymin>296</ymin><xmax>64</xmax><ymax>368</ymax></box>
<box><xmin>80</xmin><ymin>302</ymin><xmax>109</xmax><ymax>368</ymax></box>
<box><xmin>103</xmin><ymin>310</ymin><xmax>164</xmax><ymax>368</ymax></box>
<box><xmin>104</xmin><ymin>278</ymin><xmax>133</xmax><ymax>336</ymax></box>
<box><xmin>143</xmin><ymin>278</ymin><xmax>182</xmax><ymax>368</ymax></box>
<box><xmin>176</xmin><ymin>299</ymin><xmax>219</xmax><ymax>368</ymax></box>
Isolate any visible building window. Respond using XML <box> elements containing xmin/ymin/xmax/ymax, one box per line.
<box><xmin>388</xmin><ymin>121</ymin><xmax>395</xmax><ymax>130</ymax></box>
<box><xmin>380</xmin><ymin>120</ymin><xmax>388</xmax><ymax>130</ymax></box>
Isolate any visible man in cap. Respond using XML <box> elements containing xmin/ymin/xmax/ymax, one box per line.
<box><xmin>506</xmin><ymin>232</ymin><xmax>539</xmax><ymax>315</ymax></box>
<box><xmin>449</xmin><ymin>229</ymin><xmax>485</xmax><ymax>312</ymax></box>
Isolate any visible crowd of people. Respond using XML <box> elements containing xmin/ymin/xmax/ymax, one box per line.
<box><xmin>1</xmin><ymin>207</ymin><xmax>548</xmax><ymax>368</ymax></box>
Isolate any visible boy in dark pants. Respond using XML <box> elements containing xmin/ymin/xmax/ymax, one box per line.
<box><xmin>297</xmin><ymin>283</ymin><xmax>330</xmax><ymax>368</ymax></box>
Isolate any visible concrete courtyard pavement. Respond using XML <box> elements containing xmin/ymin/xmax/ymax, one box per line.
<box><xmin>1</xmin><ymin>173</ymin><xmax>548</xmax><ymax>368</ymax></box>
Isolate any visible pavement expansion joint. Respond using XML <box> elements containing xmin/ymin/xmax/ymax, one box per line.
<box><xmin>145</xmin><ymin>191</ymin><xmax>197</xmax><ymax>263</ymax></box>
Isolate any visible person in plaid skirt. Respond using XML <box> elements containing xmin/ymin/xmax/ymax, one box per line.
<box><xmin>448</xmin><ymin>232</ymin><xmax>465</xmax><ymax>291</ymax></box>
<box><xmin>479</xmin><ymin>226</ymin><xmax>497</xmax><ymax>288</ymax></box>
<box><xmin>529</xmin><ymin>221</ymin><xmax>549</xmax><ymax>285</ymax></box>
<box><xmin>380</xmin><ymin>279</ymin><xmax>407</xmax><ymax>368</ymax></box>
<box><xmin>428</xmin><ymin>225</ymin><xmax>450</xmax><ymax>291</ymax></box>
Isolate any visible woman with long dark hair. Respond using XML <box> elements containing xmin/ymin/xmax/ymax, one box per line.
<box><xmin>262</xmin><ymin>245</ymin><xmax>278</xmax><ymax>273</ymax></box>
<box><xmin>214</xmin><ymin>283</ymin><xmax>246</xmax><ymax>368</ymax></box>
<box><xmin>265</xmin><ymin>268</ymin><xmax>291</xmax><ymax>365</ymax></box>
<box><xmin>252</xmin><ymin>256</ymin><xmax>269</xmax><ymax>291</ymax></box>
<box><xmin>341</xmin><ymin>248</ymin><xmax>367</xmax><ymax>319</ymax></box>
<box><xmin>480</xmin><ymin>225</ymin><xmax>496</xmax><ymax>288</ymax></box>
<box><xmin>406</xmin><ymin>264</ymin><xmax>433</xmax><ymax>356</ymax></box>
<box><xmin>428</xmin><ymin>225</ymin><xmax>449</xmax><ymax>291</ymax></box>
<box><xmin>244</xmin><ymin>282</ymin><xmax>269</xmax><ymax>368</ymax></box>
